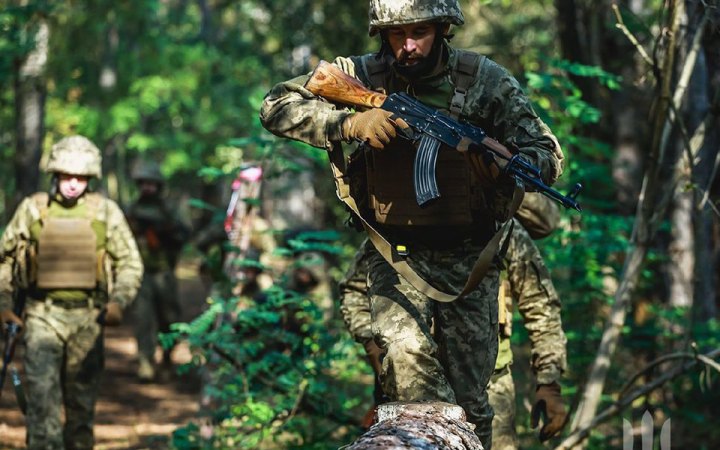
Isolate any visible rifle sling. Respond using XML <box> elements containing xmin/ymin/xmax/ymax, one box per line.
<box><xmin>329</xmin><ymin>145</ymin><xmax>512</xmax><ymax>303</ymax></box>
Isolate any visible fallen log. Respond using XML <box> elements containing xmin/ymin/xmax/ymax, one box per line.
<box><xmin>343</xmin><ymin>402</ymin><xmax>484</xmax><ymax>450</ymax></box>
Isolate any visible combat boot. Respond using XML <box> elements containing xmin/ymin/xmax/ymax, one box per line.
<box><xmin>137</xmin><ymin>355</ymin><xmax>155</xmax><ymax>382</ymax></box>
<box><xmin>157</xmin><ymin>349</ymin><xmax>174</xmax><ymax>382</ymax></box>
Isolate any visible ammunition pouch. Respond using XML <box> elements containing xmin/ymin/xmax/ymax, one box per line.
<box><xmin>329</xmin><ymin>141</ymin><xmax>514</xmax><ymax>303</ymax></box>
<box><xmin>365</xmin><ymin>141</ymin><xmax>486</xmax><ymax>227</ymax></box>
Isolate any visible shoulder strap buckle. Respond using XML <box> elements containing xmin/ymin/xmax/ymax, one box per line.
<box><xmin>449</xmin><ymin>50</ymin><xmax>483</xmax><ymax>119</ymax></box>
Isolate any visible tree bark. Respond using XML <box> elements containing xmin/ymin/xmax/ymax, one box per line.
<box><xmin>344</xmin><ymin>402</ymin><xmax>484</xmax><ymax>450</ymax></box>
<box><xmin>668</xmin><ymin>191</ymin><xmax>694</xmax><ymax>308</ymax></box>
<box><xmin>13</xmin><ymin>14</ymin><xmax>49</xmax><ymax>207</ymax></box>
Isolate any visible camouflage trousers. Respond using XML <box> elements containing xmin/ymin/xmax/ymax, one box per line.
<box><xmin>366</xmin><ymin>242</ymin><xmax>500</xmax><ymax>447</ymax></box>
<box><xmin>338</xmin><ymin>239</ymin><xmax>375</xmax><ymax>344</ymax></box>
<box><xmin>487</xmin><ymin>365</ymin><xmax>518</xmax><ymax>450</ymax></box>
<box><xmin>23</xmin><ymin>300</ymin><xmax>104</xmax><ymax>450</ymax></box>
<box><xmin>133</xmin><ymin>270</ymin><xmax>181</xmax><ymax>361</ymax></box>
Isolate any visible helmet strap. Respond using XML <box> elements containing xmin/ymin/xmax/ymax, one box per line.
<box><xmin>49</xmin><ymin>173</ymin><xmax>58</xmax><ymax>199</ymax></box>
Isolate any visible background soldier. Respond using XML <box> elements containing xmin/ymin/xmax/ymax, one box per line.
<box><xmin>339</xmin><ymin>194</ymin><xmax>568</xmax><ymax>444</ymax></box>
<box><xmin>261</xmin><ymin>0</ymin><xmax>564</xmax><ymax>444</ymax></box>
<box><xmin>0</xmin><ymin>135</ymin><xmax>143</xmax><ymax>450</ymax></box>
<box><xmin>490</xmin><ymin>194</ymin><xmax>567</xmax><ymax>449</ymax></box>
<box><xmin>127</xmin><ymin>160</ymin><xmax>189</xmax><ymax>382</ymax></box>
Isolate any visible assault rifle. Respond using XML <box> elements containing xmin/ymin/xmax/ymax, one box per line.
<box><xmin>1</xmin><ymin>292</ymin><xmax>27</xmax><ymax>414</ymax></box>
<box><xmin>304</xmin><ymin>61</ymin><xmax>582</xmax><ymax>211</ymax></box>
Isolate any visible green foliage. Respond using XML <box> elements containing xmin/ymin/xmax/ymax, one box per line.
<box><xmin>456</xmin><ymin>0</ymin><xmax>557</xmax><ymax>73</ymax></box>
<box><xmin>553</xmin><ymin>60</ymin><xmax>623</xmax><ymax>90</ymax></box>
<box><xmin>525</xmin><ymin>58</ymin><xmax>621</xmax><ymax>211</ymax></box>
<box><xmin>167</xmin><ymin>290</ymin><xmax>367</xmax><ymax>449</ymax></box>
<box><xmin>167</xmin><ymin>229</ymin><xmax>369</xmax><ymax>449</ymax></box>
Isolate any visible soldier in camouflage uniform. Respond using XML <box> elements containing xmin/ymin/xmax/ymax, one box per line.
<box><xmin>339</xmin><ymin>194</ymin><xmax>568</xmax><ymax>445</ymax></box>
<box><xmin>0</xmin><ymin>135</ymin><xmax>143</xmax><ymax>450</ymax></box>
<box><xmin>260</xmin><ymin>0</ymin><xmax>564</xmax><ymax>445</ymax></box>
<box><xmin>127</xmin><ymin>161</ymin><xmax>189</xmax><ymax>382</ymax></box>
<box><xmin>489</xmin><ymin>194</ymin><xmax>567</xmax><ymax>449</ymax></box>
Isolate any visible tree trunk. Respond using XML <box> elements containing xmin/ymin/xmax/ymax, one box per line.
<box><xmin>554</xmin><ymin>0</ymin><xmax>596</xmax><ymax>104</ymax></box>
<box><xmin>668</xmin><ymin>191</ymin><xmax>694</xmax><ymax>308</ymax></box>
<box><xmin>344</xmin><ymin>402</ymin><xmax>484</xmax><ymax>450</ymax></box>
<box><xmin>99</xmin><ymin>11</ymin><xmax>118</xmax><ymax>92</ymax></box>
<box><xmin>567</xmin><ymin>2</ymin><xmax>714</xmax><ymax>447</ymax></box>
<box><xmin>98</xmin><ymin>10</ymin><xmax>124</xmax><ymax>203</ymax></box>
<box><xmin>612</xmin><ymin>0</ymin><xmax>653</xmax><ymax>215</ymax></box>
<box><xmin>197</xmin><ymin>0</ymin><xmax>216</xmax><ymax>44</ymax></box>
<box><xmin>13</xmin><ymin>14</ymin><xmax>49</xmax><ymax>207</ymax></box>
<box><xmin>555</xmin><ymin>0</ymin><xmax>650</xmax><ymax>212</ymax></box>
<box><xmin>668</xmin><ymin>31</ymin><xmax>706</xmax><ymax>310</ymax></box>
<box><xmin>694</xmin><ymin>12</ymin><xmax>720</xmax><ymax>323</ymax></box>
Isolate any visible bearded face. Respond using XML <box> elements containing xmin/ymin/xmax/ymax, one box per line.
<box><xmin>384</xmin><ymin>22</ymin><xmax>448</xmax><ymax>80</ymax></box>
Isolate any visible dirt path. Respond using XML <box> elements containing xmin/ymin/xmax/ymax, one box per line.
<box><xmin>0</xmin><ymin>260</ymin><xmax>208</xmax><ymax>450</ymax></box>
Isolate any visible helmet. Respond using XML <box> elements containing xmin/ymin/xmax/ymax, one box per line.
<box><xmin>292</xmin><ymin>252</ymin><xmax>326</xmax><ymax>283</ymax></box>
<box><xmin>44</xmin><ymin>135</ymin><xmax>102</xmax><ymax>178</ymax></box>
<box><xmin>131</xmin><ymin>160</ymin><xmax>164</xmax><ymax>183</ymax></box>
<box><xmin>368</xmin><ymin>0</ymin><xmax>464</xmax><ymax>36</ymax></box>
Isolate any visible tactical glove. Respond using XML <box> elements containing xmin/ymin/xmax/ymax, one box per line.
<box><xmin>99</xmin><ymin>301</ymin><xmax>124</xmax><ymax>327</ymax></box>
<box><xmin>362</xmin><ymin>338</ymin><xmax>385</xmax><ymax>376</ymax></box>
<box><xmin>342</xmin><ymin>109</ymin><xmax>406</xmax><ymax>149</ymax></box>
<box><xmin>0</xmin><ymin>309</ymin><xmax>23</xmax><ymax>329</ymax></box>
<box><xmin>332</xmin><ymin>56</ymin><xmax>356</xmax><ymax>78</ymax></box>
<box><xmin>531</xmin><ymin>381</ymin><xmax>568</xmax><ymax>441</ymax></box>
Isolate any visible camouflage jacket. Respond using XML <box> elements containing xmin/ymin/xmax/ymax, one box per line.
<box><xmin>502</xmin><ymin>220</ymin><xmax>567</xmax><ymax>385</ymax></box>
<box><xmin>0</xmin><ymin>192</ymin><xmax>143</xmax><ymax>311</ymax></box>
<box><xmin>260</xmin><ymin>45</ymin><xmax>564</xmax><ymax>185</ymax></box>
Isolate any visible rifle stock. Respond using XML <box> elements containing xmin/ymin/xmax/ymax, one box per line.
<box><xmin>305</xmin><ymin>60</ymin><xmax>387</xmax><ymax>109</ymax></box>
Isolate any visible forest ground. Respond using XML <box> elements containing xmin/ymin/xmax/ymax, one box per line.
<box><xmin>0</xmin><ymin>259</ymin><xmax>208</xmax><ymax>450</ymax></box>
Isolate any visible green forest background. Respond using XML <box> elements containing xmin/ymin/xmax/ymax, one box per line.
<box><xmin>1</xmin><ymin>0</ymin><xmax>719</xmax><ymax>449</ymax></box>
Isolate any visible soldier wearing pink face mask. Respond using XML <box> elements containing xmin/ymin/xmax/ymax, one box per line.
<box><xmin>0</xmin><ymin>135</ymin><xmax>143</xmax><ymax>450</ymax></box>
